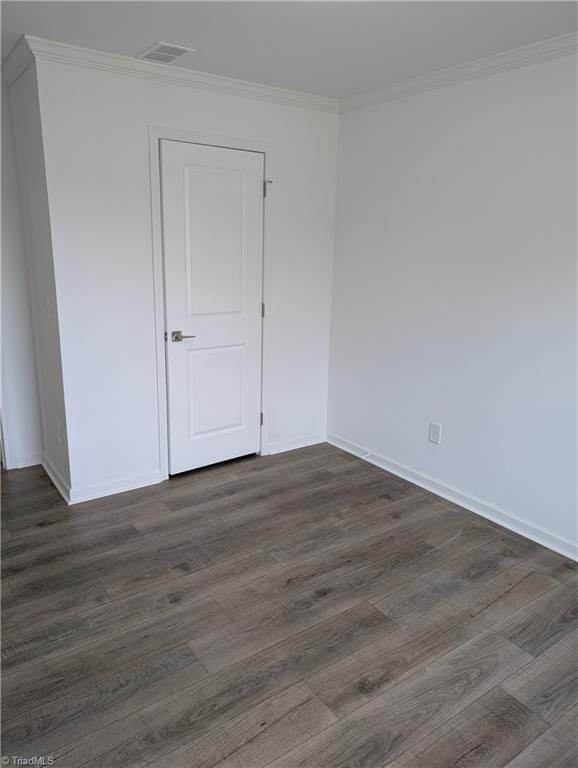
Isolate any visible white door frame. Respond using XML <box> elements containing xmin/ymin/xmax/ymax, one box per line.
<box><xmin>148</xmin><ymin>125</ymin><xmax>274</xmax><ymax>478</ymax></box>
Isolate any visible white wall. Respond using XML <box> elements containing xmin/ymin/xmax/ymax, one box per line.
<box><xmin>328</xmin><ymin>54</ymin><xmax>577</xmax><ymax>558</ymax></box>
<box><xmin>8</xmin><ymin>64</ymin><xmax>70</xmax><ymax>487</ymax></box>
<box><xmin>30</xmin><ymin>57</ymin><xmax>337</xmax><ymax>497</ymax></box>
<box><xmin>1</xmin><ymin>88</ymin><xmax>43</xmax><ymax>468</ymax></box>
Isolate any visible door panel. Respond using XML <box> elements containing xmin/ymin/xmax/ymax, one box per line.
<box><xmin>188</xmin><ymin>345</ymin><xmax>243</xmax><ymax>436</ymax></box>
<box><xmin>160</xmin><ymin>140</ymin><xmax>264</xmax><ymax>474</ymax></box>
<box><xmin>184</xmin><ymin>166</ymin><xmax>244</xmax><ymax>316</ymax></box>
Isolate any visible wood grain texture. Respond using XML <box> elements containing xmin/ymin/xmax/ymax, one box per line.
<box><xmin>55</xmin><ymin>604</ymin><xmax>393</xmax><ymax>768</ymax></box>
<box><xmin>2</xmin><ymin>598</ymin><xmax>222</xmax><ymax>720</ymax></box>
<box><xmin>308</xmin><ymin>563</ymin><xmax>558</xmax><ymax>719</ymax></box>
<box><xmin>1</xmin><ymin>579</ymin><xmax>110</xmax><ymax>631</ymax></box>
<box><xmin>269</xmin><ymin>631</ymin><xmax>532</xmax><ymax>768</ymax></box>
<box><xmin>2</xmin><ymin>523</ymin><xmax>145</xmax><ymax>583</ymax></box>
<box><xmin>501</xmin><ymin>630</ymin><xmax>578</xmax><ymax>723</ymax></box>
<box><xmin>525</xmin><ymin>549</ymin><xmax>578</xmax><ymax>584</ymax></box>
<box><xmin>2</xmin><ymin>581</ymin><xmax>230</xmax><ymax>672</ymax></box>
<box><xmin>2</xmin><ymin>647</ymin><xmax>206</xmax><ymax>757</ymax></box>
<box><xmin>309</xmin><ymin>607</ymin><xmax>484</xmax><ymax>717</ymax></box>
<box><xmin>193</xmin><ymin>538</ymin><xmax>437</xmax><ymax>672</ymax></box>
<box><xmin>152</xmin><ymin>683</ymin><xmax>337</xmax><ymax>768</ymax></box>
<box><xmin>495</xmin><ymin>579</ymin><xmax>578</xmax><ymax>655</ymax></box>
<box><xmin>2</xmin><ymin>444</ymin><xmax>575</xmax><ymax>768</ymax></box>
<box><xmin>385</xmin><ymin>687</ymin><xmax>548</xmax><ymax>768</ymax></box>
<box><xmin>502</xmin><ymin>705</ymin><xmax>578</xmax><ymax>768</ymax></box>
<box><xmin>372</xmin><ymin>536</ymin><xmax>537</xmax><ymax>624</ymax></box>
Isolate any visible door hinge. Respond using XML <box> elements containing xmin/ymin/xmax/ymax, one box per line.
<box><xmin>164</xmin><ymin>331</ymin><xmax>167</xmax><ymax>341</ymax></box>
<box><xmin>260</xmin><ymin>412</ymin><xmax>264</xmax><ymax>426</ymax></box>
<box><xmin>263</xmin><ymin>179</ymin><xmax>272</xmax><ymax>198</ymax></box>
<box><xmin>261</xmin><ymin>302</ymin><xmax>265</xmax><ymax>318</ymax></box>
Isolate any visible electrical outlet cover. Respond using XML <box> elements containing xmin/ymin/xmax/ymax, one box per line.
<box><xmin>428</xmin><ymin>421</ymin><xmax>442</xmax><ymax>445</ymax></box>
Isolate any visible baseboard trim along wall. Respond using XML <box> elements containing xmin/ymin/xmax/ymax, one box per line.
<box><xmin>8</xmin><ymin>453</ymin><xmax>43</xmax><ymax>469</ymax></box>
<box><xmin>44</xmin><ymin>435</ymin><xmax>327</xmax><ymax>505</ymax></box>
<box><xmin>327</xmin><ymin>432</ymin><xmax>578</xmax><ymax>561</ymax></box>
<box><xmin>266</xmin><ymin>434</ymin><xmax>326</xmax><ymax>455</ymax></box>
<box><xmin>67</xmin><ymin>472</ymin><xmax>167</xmax><ymax>505</ymax></box>
<box><xmin>42</xmin><ymin>456</ymin><xmax>166</xmax><ymax>506</ymax></box>
<box><xmin>42</xmin><ymin>454</ymin><xmax>71</xmax><ymax>504</ymax></box>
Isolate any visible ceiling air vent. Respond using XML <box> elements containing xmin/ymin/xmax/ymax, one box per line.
<box><xmin>137</xmin><ymin>42</ymin><xmax>196</xmax><ymax>64</ymax></box>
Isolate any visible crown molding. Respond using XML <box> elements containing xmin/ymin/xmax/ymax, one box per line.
<box><xmin>5</xmin><ymin>35</ymin><xmax>339</xmax><ymax>114</ymax></box>
<box><xmin>340</xmin><ymin>31</ymin><xmax>578</xmax><ymax>113</ymax></box>
<box><xmin>4</xmin><ymin>31</ymin><xmax>576</xmax><ymax>114</ymax></box>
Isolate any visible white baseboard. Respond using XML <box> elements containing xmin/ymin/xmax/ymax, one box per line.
<box><xmin>42</xmin><ymin>453</ymin><xmax>166</xmax><ymax>505</ymax></box>
<box><xmin>67</xmin><ymin>471</ymin><xmax>166</xmax><ymax>505</ymax></box>
<box><xmin>327</xmin><ymin>432</ymin><xmax>578</xmax><ymax>562</ymax></box>
<box><xmin>9</xmin><ymin>453</ymin><xmax>43</xmax><ymax>469</ymax></box>
<box><xmin>42</xmin><ymin>454</ymin><xmax>71</xmax><ymax>504</ymax></box>
<box><xmin>266</xmin><ymin>433</ymin><xmax>326</xmax><ymax>456</ymax></box>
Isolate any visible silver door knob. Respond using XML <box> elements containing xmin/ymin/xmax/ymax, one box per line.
<box><xmin>171</xmin><ymin>331</ymin><xmax>197</xmax><ymax>342</ymax></box>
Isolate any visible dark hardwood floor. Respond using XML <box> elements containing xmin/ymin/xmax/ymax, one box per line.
<box><xmin>1</xmin><ymin>443</ymin><xmax>576</xmax><ymax>767</ymax></box>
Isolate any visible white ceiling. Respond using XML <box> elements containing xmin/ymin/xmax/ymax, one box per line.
<box><xmin>2</xmin><ymin>1</ymin><xmax>576</xmax><ymax>98</ymax></box>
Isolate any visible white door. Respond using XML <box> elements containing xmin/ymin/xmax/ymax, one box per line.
<box><xmin>160</xmin><ymin>140</ymin><xmax>264</xmax><ymax>474</ymax></box>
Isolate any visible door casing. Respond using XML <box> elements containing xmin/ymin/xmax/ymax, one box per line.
<box><xmin>148</xmin><ymin>126</ymin><xmax>273</xmax><ymax>479</ymax></box>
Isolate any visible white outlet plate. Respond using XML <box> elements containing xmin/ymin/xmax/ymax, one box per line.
<box><xmin>428</xmin><ymin>421</ymin><xmax>442</xmax><ymax>445</ymax></box>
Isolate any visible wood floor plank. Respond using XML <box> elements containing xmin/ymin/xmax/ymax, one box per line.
<box><xmin>161</xmin><ymin>467</ymin><xmax>341</xmax><ymax>515</ymax></box>
<box><xmin>1</xmin><ymin>578</ymin><xmax>230</xmax><ymax>672</ymax></box>
<box><xmin>1</xmin><ymin>646</ymin><xmax>206</xmax><ymax>758</ymax></box>
<box><xmin>1</xmin><ymin>579</ymin><xmax>110</xmax><ymax>633</ymax></box>
<box><xmin>384</xmin><ymin>687</ymin><xmax>548</xmax><ymax>768</ymax></box>
<box><xmin>495</xmin><ymin>579</ymin><xmax>578</xmax><ymax>656</ymax></box>
<box><xmin>224</xmin><ymin>683</ymin><xmax>337</xmax><ymax>768</ymax></box>
<box><xmin>192</xmin><ymin>539</ymin><xmax>437</xmax><ymax>671</ymax></box>
<box><xmin>326</xmin><ymin>489</ymin><xmax>442</xmax><ymax>533</ymax></box>
<box><xmin>268</xmin><ymin>631</ymin><xmax>532</xmax><ymax>768</ymax></box>
<box><xmin>215</xmin><ymin>522</ymin><xmax>448</xmax><ymax>621</ymax></box>
<box><xmin>1</xmin><ymin>499</ymin><xmax>174</xmax><ymax>547</ymax></box>
<box><xmin>373</xmin><ymin>535</ymin><xmax>536</xmax><ymax>624</ymax></box>
<box><xmin>2</xmin><ymin>597</ymin><xmax>225</xmax><ymax>720</ymax></box>
<box><xmin>103</xmin><ymin>548</ymin><xmax>280</xmax><ymax>602</ymax></box>
<box><xmin>6</xmin><ymin>536</ymin><xmax>154</xmax><ymax>603</ymax></box>
<box><xmin>263</xmin><ymin>519</ymin><xmax>357</xmax><ymax>563</ymax></box>
<box><xmin>261</xmin><ymin>493</ymin><xmax>474</xmax><ymax>566</ymax></box>
<box><xmin>501</xmin><ymin>630</ymin><xmax>578</xmax><ymax>723</ymax></box>
<box><xmin>423</xmin><ymin>514</ymin><xmax>500</xmax><ymax>557</ymax></box>
<box><xmin>53</xmin><ymin>603</ymin><xmax>394</xmax><ymax>768</ymax></box>
<box><xmin>309</xmin><ymin>565</ymin><xmax>556</xmax><ymax>718</ymax></box>
<box><xmin>1</xmin><ymin>464</ymin><xmax>52</xmax><ymax>497</ymax></box>
<box><xmin>157</xmin><ymin>444</ymin><xmax>353</xmax><ymax>501</ymax></box>
<box><xmin>103</xmin><ymin>493</ymin><xmax>451</xmax><ymax>603</ymax></box>
<box><xmin>398</xmin><ymin>563</ymin><xmax>560</xmax><ymax>631</ymax></box>
<box><xmin>2</xmin><ymin>487</ymin><xmax>67</xmax><ymax>522</ymax></box>
<box><xmin>3</xmin><ymin>483</ymin><xmax>164</xmax><ymax>534</ymax></box>
<box><xmin>309</xmin><ymin>608</ymin><xmax>484</xmax><ymax>718</ymax></box>
<box><xmin>2</xmin><ymin>576</ymin><xmax>14</xmax><ymax>601</ymax></box>
<box><xmin>501</xmin><ymin>705</ymin><xmax>578</xmax><ymax>768</ymax></box>
<box><xmin>264</xmin><ymin>468</ymin><xmax>418</xmax><ymax>524</ymax></box>
<box><xmin>98</xmin><ymin>507</ymin><xmax>348</xmax><ymax>599</ymax></box>
<box><xmin>1</xmin><ymin>522</ymin><xmax>145</xmax><ymax>578</ymax></box>
<box><xmin>198</xmin><ymin>542</ymin><xmax>556</xmax><ymax>671</ymax></box>
<box><xmin>148</xmin><ymin>730</ymin><xmax>238</xmax><ymax>768</ymax></box>
<box><xmin>151</xmin><ymin>682</ymin><xmax>337</xmax><ymax>768</ymax></box>
<box><xmin>524</xmin><ymin>548</ymin><xmax>578</xmax><ymax>584</ymax></box>
<box><xmin>146</xmin><ymin>465</ymin><xmax>398</xmax><ymax>552</ymax></box>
